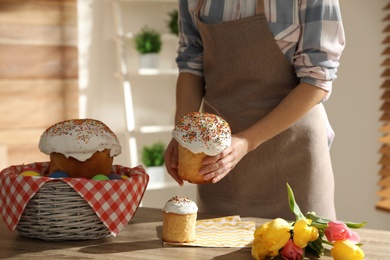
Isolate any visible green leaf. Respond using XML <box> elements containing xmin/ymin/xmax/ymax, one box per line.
<box><xmin>306</xmin><ymin>237</ymin><xmax>325</xmax><ymax>257</ymax></box>
<box><xmin>305</xmin><ymin>212</ymin><xmax>330</xmax><ymax>229</ymax></box>
<box><xmin>305</xmin><ymin>212</ymin><xmax>366</xmax><ymax>229</ymax></box>
<box><xmin>287</xmin><ymin>183</ymin><xmax>305</xmax><ymax>220</ymax></box>
<box><xmin>345</xmin><ymin>221</ymin><xmax>367</xmax><ymax>229</ymax></box>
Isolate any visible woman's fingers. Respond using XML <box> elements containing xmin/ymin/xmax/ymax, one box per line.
<box><xmin>164</xmin><ymin>138</ymin><xmax>184</xmax><ymax>186</ymax></box>
<box><xmin>199</xmin><ymin>135</ymin><xmax>248</xmax><ymax>183</ymax></box>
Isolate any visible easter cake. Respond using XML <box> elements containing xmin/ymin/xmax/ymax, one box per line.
<box><xmin>38</xmin><ymin>118</ymin><xmax>122</xmax><ymax>179</ymax></box>
<box><xmin>173</xmin><ymin>112</ymin><xmax>231</xmax><ymax>184</ymax></box>
<box><xmin>0</xmin><ymin>118</ymin><xmax>150</xmax><ymax>241</ymax></box>
<box><xmin>162</xmin><ymin>196</ymin><xmax>198</xmax><ymax>243</ymax></box>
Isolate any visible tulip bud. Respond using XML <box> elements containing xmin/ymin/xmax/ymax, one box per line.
<box><xmin>331</xmin><ymin>240</ymin><xmax>364</xmax><ymax>260</ymax></box>
<box><xmin>293</xmin><ymin>218</ymin><xmax>319</xmax><ymax>248</ymax></box>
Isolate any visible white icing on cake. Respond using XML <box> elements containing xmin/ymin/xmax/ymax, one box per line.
<box><xmin>39</xmin><ymin>119</ymin><xmax>121</xmax><ymax>162</ymax></box>
<box><xmin>162</xmin><ymin>196</ymin><xmax>198</xmax><ymax>215</ymax></box>
<box><xmin>172</xmin><ymin>112</ymin><xmax>231</xmax><ymax>156</ymax></box>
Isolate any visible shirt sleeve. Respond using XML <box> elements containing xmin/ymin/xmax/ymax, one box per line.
<box><xmin>176</xmin><ymin>0</ymin><xmax>204</xmax><ymax>76</ymax></box>
<box><xmin>175</xmin><ymin>0</ymin><xmax>346</xmax><ymax>97</ymax></box>
<box><xmin>294</xmin><ymin>0</ymin><xmax>345</xmax><ymax>96</ymax></box>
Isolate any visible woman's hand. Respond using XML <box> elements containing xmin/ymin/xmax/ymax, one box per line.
<box><xmin>199</xmin><ymin>134</ymin><xmax>250</xmax><ymax>184</ymax></box>
<box><xmin>163</xmin><ymin>138</ymin><xmax>184</xmax><ymax>186</ymax></box>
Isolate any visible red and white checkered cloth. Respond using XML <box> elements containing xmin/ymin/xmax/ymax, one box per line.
<box><xmin>0</xmin><ymin>162</ymin><xmax>149</xmax><ymax>236</ymax></box>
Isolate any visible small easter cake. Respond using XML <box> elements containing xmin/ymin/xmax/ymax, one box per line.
<box><xmin>173</xmin><ymin>112</ymin><xmax>231</xmax><ymax>184</ymax></box>
<box><xmin>162</xmin><ymin>196</ymin><xmax>198</xmax><ymax>243</ymax></box>
<box><xmin>38</xmin><ymin>118</ymin><xmax>122</xmax><ymax>179</ymax></box>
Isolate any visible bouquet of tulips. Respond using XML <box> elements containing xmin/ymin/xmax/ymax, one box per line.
<box><xmin>251</xmin><ymin>184</ymin><xmax>366</xmax><ymax>260</ymax></box>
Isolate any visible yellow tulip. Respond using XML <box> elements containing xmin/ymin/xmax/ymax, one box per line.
<box><xmin>252</xmin><ymin>236</ymin><xmax>273</xmax><ymax>260</ymax></box>
<box><xmin>252</xmin><ymin>218</ymin><xmax>291</xmax><ymax>259</ymax></box>
<box><xmin>331</xmin><ymin>240</ymin><xmax>365</xmax><ymax>260</ymax></box>
<box><xmin>293</xmin><ymin>218</ymin><xmax>319</xmax><ymax>248</ymax></box>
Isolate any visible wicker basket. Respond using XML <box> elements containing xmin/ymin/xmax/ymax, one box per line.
<box><xmin>16</xmin><ymin>181</ymin><xmax>111</xmax><ymax>241</ymax></box>
<box><xmin>0</xmin><ymin>162</ymin><xmax>149</xmax><ymax>241</ymax></box>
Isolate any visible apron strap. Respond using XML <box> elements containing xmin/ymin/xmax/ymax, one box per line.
<box><xmin>196</xmin><ymin>0</ymin><xmax>204</xmax><ymax>16</ymax></box>
<box><xmin>196</xmin><ymin>0</ymin><xmax>264</xmax><ymax>16</ymax></box>
<box><xmin>256</xmin><ymin>0</ymin><xmax>264</xmax><ymax>14</ymax></box>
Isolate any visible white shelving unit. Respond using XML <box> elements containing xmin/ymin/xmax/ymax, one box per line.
<box><xmin>111</xmin><ymin>0</ymin><xmax>178</xmax><ymax>167</ymax></box>
<box><xmin>110</xmin><ymin>0</ymin><xmax>197</xmax><ymax>207</ymax></box>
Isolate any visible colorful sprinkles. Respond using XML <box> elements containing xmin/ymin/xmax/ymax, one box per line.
<box><xmin>163</xmin><ymin>196</ymin><xmax>198</xmax><ymax>214</ymax></box>
<box><xmin>173</xmin><ymin>112</ymin><xmax>231</xmax><ymax>152</ymax></box>
<box><xmin>39</xmin><ymin>118</ymin><xmax>122</xmax><ymax>161</ymax></box>
<box><xmin>168</xmin><ymin>196</ymin><xmax>193</xmax><ymax>204</ymax></box>
<box><xmin>43</xmin><ymin>119</ymin><xmax>118</xmax><ymax>145</ymax></box>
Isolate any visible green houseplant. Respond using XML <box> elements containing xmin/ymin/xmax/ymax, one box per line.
<box><xmin>134</xmin><ymin>26</ymin><xmax>162</xmax><ymax>54</ymax></box>
<box><xmin>141</xmin><ymin>141</ymin><xmax>165</xmax><ymax>167</ymax></box>
<box><xmin>141</xmin><ymin>142</ymin><xmax>166</xmax><ymax>185</ymax></box>
<box><xmin>134</xmin><ymin>26</ymin><xmax>162</xmax><ymax>69</ymax></box>
<box><xmin>167</xmin><ymin>10</ymin><xmax>178</xmax><ymax>36</ymax></box>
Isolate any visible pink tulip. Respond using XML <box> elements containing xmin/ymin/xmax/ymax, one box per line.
<box><xmin>281</xmin><ymin>239</ymin><xmax>304</xmax><ymax>260</ymax></box>
<box><xmin>325</xmin><ymin>221</ymin><xmax>360</xmax><ymax>244</ymax></box>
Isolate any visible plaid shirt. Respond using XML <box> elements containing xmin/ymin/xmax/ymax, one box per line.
<box><xmin>176</xmin><ymin>0</ymin><xmax>345</xmax><ymax>96</ymax></box>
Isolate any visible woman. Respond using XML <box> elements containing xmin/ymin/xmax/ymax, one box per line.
<box><xmin>164</xmin><ymin>0</ymin><xmax>345</xmax><ymax>220</ymax></box>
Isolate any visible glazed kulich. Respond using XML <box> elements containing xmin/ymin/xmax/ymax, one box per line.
<box><xmin>173</xmin><ymin>112</ymin><xmax>231</xmax><ymax>184</ymax></box>
<box><xmin>162</xmin><ymin>196</ymin><xmax>198</xmax><ymax>243</ymax></box>
<box><xmin>39</xmin><ymin>118</ymin><xmax>122</xmax><ymax>179</ymax></box>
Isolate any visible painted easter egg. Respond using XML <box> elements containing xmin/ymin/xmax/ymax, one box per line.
<box><xmin>107</xmin><ymin>173</ymin><xmax>122</xmax><ymax>180</ymax></box>
<box><xmin>49</xmin><ymin>171</ymin><xmax>70</xmax><ymax>178</ymax></box>
<box><xmin>92</xmin><ymin>174</ymin><xmax>110</xmax><ymax>180</ymax></box>
<box><xmin>20</xmin><ymin>169</ymin><xmax>41</xmax><ymax>177</ymax></box>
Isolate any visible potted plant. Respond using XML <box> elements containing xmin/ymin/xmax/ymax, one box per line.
<box><xmin>134</xmin><ymin>26</ymin><xmax>162</xmax><ymax>69</ymax></box>
<box><xmin>141</xmin><ymin>142</ymin><xmax>166</xmax><ymax>184</ymax></box>
<box><xmin>167</xmin><ymin>9</ymin><xmax>179</xmax><ymax>36</ymax></box>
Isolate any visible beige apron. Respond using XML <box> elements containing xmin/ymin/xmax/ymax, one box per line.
<box><xmin>195</xmin><ymin>0</ymin><xmax>336</xmax><ymax>220</ymax></box>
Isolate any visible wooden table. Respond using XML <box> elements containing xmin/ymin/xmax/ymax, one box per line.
<box><xmin>1</xmin><ymin>207</ymin><xmax>389</xmax><ymax>259</ymax></box>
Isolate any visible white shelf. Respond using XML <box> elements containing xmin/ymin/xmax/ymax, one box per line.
<box><xmin>132</xmin><ymin>68</ymin><xmax>177</xmax><ymax>76</ymax></box>
<box><xmin>138</xmin><ymin>125</ymin><xmax>173</xmax><ymax>134</ymax></box>
<box><xmin>112</xmin><ymin>0</ymin><xmax>177</xmax><ymax>169</ymax></box>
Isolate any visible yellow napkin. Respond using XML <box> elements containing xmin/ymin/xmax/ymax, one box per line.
<box><xmin>163</xmin><ymin>215</ymin><xmax>255</xmax><ymax>248</ymax></box>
